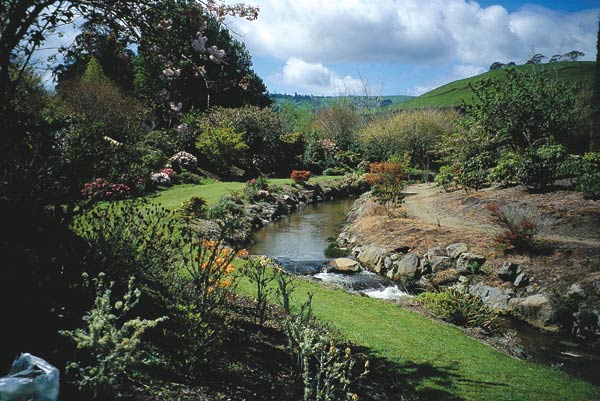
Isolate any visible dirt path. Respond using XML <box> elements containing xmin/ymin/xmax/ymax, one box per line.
<box><xmin>403</xmin><ymin>183</ymin><xmax>599</xmax><ymax>248</ymax></box>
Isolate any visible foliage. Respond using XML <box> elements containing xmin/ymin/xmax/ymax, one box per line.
<box><xmin>486</xmin><ymin>202</ymin><xmax>545</xmax><ymax>251</ymax></box>
<box><xmin>517</xmin><ymin>144</ymin><xmax>567</xmax><ymax>190</ymax></box>
<box><xmin>324</xmin><ymin>240</ymin><xmax>349</xmax><ymax>258</ymax></box>
<box><xmin>416</xmin><ymin>287</ymin><xmax>497</xmax><ymax>331</ymax></box>
<box><xmin>150</xmin><ymin>171</ymin><xmax>172</xmax><ymax>186</ymax></box>
<box><xmin>242</xmin><ymin>257</ymin><xmax>275</xmax><ymax>326</ymax></box>
<box><xmin>291</xmin><ymin>170</ymin><xmax>312</xmax><ymax>184</ymax></box>
<box><xmin>273</xmin><ymin>266</ymin><xmax>297</xmax><ymax>315</ymax></box>
<box><xmin>285</xmin><ymin>315</ymin><xmax>368</xmax><ymax>401</ymax></box>
<box><xmin>313</xmin><ymin>100</ymin><xmax>361</xmax><ymax>151</ymax></box>
<box><xmin>578</xmin><ymin>172</ymin><xmax>600</xmax><ymax>199</ymax></box>
<box><xmin>358</xmin><ymin>109</ymin><xmax>458</xmax><ymax>169</ymax></box>
<box><xmin>179</xmin><ymin>196</ymin><xmax>208</xmax><ymax>220</ymax></box>
<box><xmin>61</xmin><ymin>273</ymin><xmax>167</xmax><ymax>398</ymax></box>
<box><xmin>195</xmin><ymin>124</ymin><xmax>248</xmax><ymax>173</ymax></box>
<box><xmin>455</xmin><ymin>151</ymin><xmax>494</xmax><ymax>191</ymax></box>
<box><xmin>488</xmin><ymin>151</ymin><xmax>525</xmax><ymax>187</ymax></box>
<box><xmin>177</xmin><ymin>171</ymin><xmax>204</xmax><ymax>184</ymax></box>
<box><xmin>81</xmin><ymin>178</ymin><xmax>131</xmax><ymax>201</ymax></box>
<box><xmin>365</xmin><ymin>162</ymin><xmax>406</xmax><ymax>214</ymax></box>
<box><xmin>592</xmin><ymin>19</ymin><xmax>600</xmax><ymax>151</ymax></box>
<box><xmin>434</xmin><ymin>165</ymin><xmax>458</xmax><ymax>192</ymax></box>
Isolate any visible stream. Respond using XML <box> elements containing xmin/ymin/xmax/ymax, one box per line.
<box><xmin>248</xmin><ymin>197</ymin><xmax>600</xmax><ymax>387</ymax></box>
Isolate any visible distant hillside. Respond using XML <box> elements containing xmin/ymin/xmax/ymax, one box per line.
<box><xmin>270</xmin><ymin>93</ymin><xmax>414</xmax><ymax>110</ymax></box>
<box><xmin>400</xmin><ymin>61</ymin><xmax>595</xmax><ymax>109</ymax></box>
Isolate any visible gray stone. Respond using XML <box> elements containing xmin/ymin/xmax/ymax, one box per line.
<box><xmin>513</xmin><ymin>272</ymin><xmax>529</xmax><ymax>288</ymax></box>
<box><xmin>468</xmin><ymin>283</ymin><xmax>512</xmax><ymax>313</ymax></box>
<box><xmin>384</xmin><ymin>256</ymin><xmax>393</xmax><ymax>270</ymax></box>
<box><xmin>420</xmin><ymin>258</ymin><xmax>432</xmax><ymax>275</ymax></box>
<box><xmin>430</xmin><ymin>256</ymin><xmax>453</xmax><ymax>273</ymax></box>
<box><xmin>498</xmin><ymin>261</ymin><xmax>519</xmax><ymax>281</ymax></box>
<box><xmin>328</xmin><ymin>258</ymin><xmax>361</xmax><ymax>273</ymax></box>
<box><xmin>427</xmin><ymin>247</ymin><xmax>447</xmax><ymax>257</ymax></box>
<box><xmin>456</xmin><ymin>253</ymin><xmax>486</xmax><ymax>274</ymax></box>
<box><xmin>357</xmin><ymin>245</ymin><xmax>388</xmax><ymax>273</ymax></box>
<box><xmin>446</xmin><ymin>243</ymin><xmax>468</xmax><ymax>259</ymax></box>
<box><xmin>567</xmin><ymin>283</ymin><xmax>585</xmax><ymax>298</ymax></box>
<box><xmin>391</xmin><ymin>253</ymin><xmax>420</xmax><ymax>280</ymax></box>
<box><xmin>511</xmin><ymin>294</ymin><xmax>555</xmax><ymax>328</ymax></box>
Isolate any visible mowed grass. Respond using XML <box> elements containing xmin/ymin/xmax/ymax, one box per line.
<box><xmin>234</xmin><ymin>273</ymin><xmax>600</xmax><ymax>401</ymax></box>
<box><xmin>399</xmin><ymin>61</ymin><xmax>595</xmax><ymax>109</ymax></box>
<box><xmin>151</xmin><ymin>175</ymin><xmax>345</xmax><ymax>210</ymax></box>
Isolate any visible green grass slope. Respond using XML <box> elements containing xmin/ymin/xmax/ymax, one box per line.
<box><xmin>400</xmin><ymin>61</ymin><xmax>595</xmax><ymax>109</ymax></box>
<box><xmin>236</xmin><ymin>275</ymin><xmax>600</xmax><ymax>401</ymax></box>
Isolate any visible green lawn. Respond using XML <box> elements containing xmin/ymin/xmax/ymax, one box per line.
<box><xmin>150</xmin><ymin>175</ymin><xmax>345</xmax><ymax>210</ymax></box>
<box><xmin>235</xmin><ymin>272</ymin><xmax>600</xmax><ymax>401</ymax></box>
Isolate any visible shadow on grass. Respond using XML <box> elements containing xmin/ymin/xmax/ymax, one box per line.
<box><xmin>353</xmin><ymin>345</ymin><xmax>507</xmax><ymax>401</ymax></box>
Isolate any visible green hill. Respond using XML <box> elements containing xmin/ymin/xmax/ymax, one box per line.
<box><xmin>400</xmin><ymin>61</ymin><xmax>596</xmax><ymax>109</ymax></box>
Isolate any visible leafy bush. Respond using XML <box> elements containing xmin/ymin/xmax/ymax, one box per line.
<box><xmin>242</xmin><ymin>257</ymin><xmax>275</xmax><ymax>326</ymax></box>
<box><xmin>434</xmin><ymin>165</ymin><xmax>457</xmax><ymax>192</ymax></box>
<box><xmin>416</xmin><ymin>287</ymin><xmax>497</xmax><ymax>331</ymax></box>
<box><xmin>322</xmin><ymin>166</ymin><xmax>350</xmax><ymax>176</ymax></box>
<box><xmin>486</xmin><ymin>202</ymin><xmax>545</xmax><ymax>251</ymax></box>
<box><xmin>578</xmin><ymin>173</ymin><xmax>600</xmax><ymax>199</ymax></box>
<box><xmin>488</xmin><ymin>151</ymin><xmax>525</xmax><ymax>187</ymax></box>
<box><xmin>517</xmin><ymin>144</ymin><xmax>567</xmax><ymax>190</ymax></box>
<box><xmin>324</xmin><ymin>240</ymin><xmax>349</xmax><ymax>258</ymax></box>
<box><xmin>62</xmin><ymin>273</ymin><xmax>167</xmax><ymax>398</ymax></box>
<box><xmin>177</xmin><ymin>170</ymin><xmax>204</xmax><ymax>184</ymax></box>
<box><xmin>291</xmin><ymin>170</ymin><xmax>312</xmax><ymax>184</ymax></box>
<box><xmin>179</xmin><ymin>196</ymin><xmax>208</xmax><ymax>220</ymax></box>
<box><xmin>365</xmin><ymin>162</ymin><xmax>406</xmax><ymax>215</ymax></box>
<box><xmin>456</xmin><ymin>151</ymin><xmax>494</xmax><ymax>191</ymax></box>
<box><xmin>150</xmin><ymin>171</ymin><xmax>172</xmax><ymax>186</ymax></box>
<box><xmin>195</xmin><ymin>124</ymin><xmax>248</xmax><ymax>174</ymax></box>
<box><xmin>81</xmin><ymin>178</ymin><xmax>131</xmax><ymax>201</ymax></box>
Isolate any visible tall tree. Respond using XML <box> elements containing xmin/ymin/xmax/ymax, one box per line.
<box><xmin>592</xmin><ymin>17</ymin><xmax>600</xmax><ymax>152</ymax></box>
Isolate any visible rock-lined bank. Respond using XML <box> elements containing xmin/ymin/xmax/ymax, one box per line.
<box><xmin>337</xmin><ymin>193</ymin><xmax>600</xmax><ymax>339</ymax></box>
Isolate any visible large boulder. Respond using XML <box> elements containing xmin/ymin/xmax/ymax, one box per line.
<box><xmin>328</xmin><ymin>258</ymin><xmax>361</xmax><ymax>273</ymax></box>
<box><xmin>456</xmin><ymin>253</ymin><xmax>486</xmax><ymax>274</ymax></box>
<box><xmin>468</xmin><ymin>283</ymin><xmax>513</xmax><ymax>313</ymax></box>
<box><xmin>510</xmin><ymin>294</ymin><xmax>555</xmax><ymax>328</ymax></box>
<box><xmin>429</xmin><ymin>256</ymin><xmax>453</xmax><ymax>273</ymax></box>
<box><xmin>446</xmin><ymin>243</ymin><xmax>468</xmax><ymax>259</ymax></box>
<box><xmin>431</xmin><ymin>268</ymin><xmax>460</xmax><ymax>286</ymax></box>
<box><xmin>356</xmin><ymin>245</ymin><xmax>388</xmax><ymax>273</ymax></box>
<box><xmin>390</xmin><ymin>253</ymin><xmax>420</xmax><ymax>281</ymax></box>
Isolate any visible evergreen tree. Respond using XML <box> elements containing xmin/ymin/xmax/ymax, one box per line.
<box><xmin>81</xmin><ymin>56</ymin><xmax>107</xmax><ymax>83</ymax></box>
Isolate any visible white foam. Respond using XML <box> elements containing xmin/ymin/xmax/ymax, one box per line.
<box><xmin>363</xmin><ymin>286</ymin><xmax>410</xmax><ymax>301</ymax></box>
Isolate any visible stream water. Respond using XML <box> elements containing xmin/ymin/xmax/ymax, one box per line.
<box><xmin>248</xmin><ymin>197</ymin><xmax>600</xmax><ymax>386</ymax></box>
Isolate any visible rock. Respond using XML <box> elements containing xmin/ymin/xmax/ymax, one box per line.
<box><xmin>498</xmin><ymin>261</ymin><xmax>519</xmax><ymax>281</ymax></box>
<box><xmin>513</xmin><ymin>272</ymin><xmax>529</xmax><ymax>288</ymax></box>
<box><xmin>511</xmin><ymin>294</ymin><xmax>555</xmax><ymax>328</ymax></box>
<box><xmin>357</xmin><ymin>245</ymin><xmax>388</xmax><ymax>273</ymax></box>
<box><xmin>468</xmin><ymin>283</ymin><xmax>513</xmax><ymax>313</ymax></box>
<box><xmin>384</xmin><ymin>256</ymin><xmax>393</xmax><ymax>270</ymax></box>
<box><xmin>431</xmin><ymin>269</ymin><xmax>459</xmax><ymax>286</ymax></box>
<box><xmin>329</xmin><ymin>258</ymin><xmax>361</xmax><ymax>273</ymax></box>
<box><xmin>567</xmin><ymin>283</ymin><xmax>585</xmax><ymax>298</ymax></box>
<box><xmin>427</xmin><ymin>247</ymin><xmax>447</xmax><ymax>257</ymax></box>
<box><xmin>446</xmin><ymin>243</ymin><xmax>468</xmax><ymax>259</ymax></box>
<box><xmin>429</xmin><ymin>256</ymin><xmax>453</xmax><ymax>273</ymax></box>
<box><xmin>456</xmin><ymin>253</ymin><xmax>486</xmax><ymax>274</ymax></box>
<box><xmin>391</xmin><ymin>253</ymin><xmax>420</xmax><ymax>280</ymax></box>
<box><xmin>420</xmin><ymin>258</ymin><xmax>432</xmax><ymax>275</ymax></box>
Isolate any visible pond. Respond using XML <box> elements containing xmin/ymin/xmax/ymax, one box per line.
<box><xmin>249</xmin><ymin>197</ymin><xmax>408</xmax><ymax>299</ymax></box>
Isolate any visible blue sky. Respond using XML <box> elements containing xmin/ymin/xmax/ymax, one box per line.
<box><xmin>225</xmin><ymin>0</ymin><xmax>600</xmax><ymax>96</ymax></box>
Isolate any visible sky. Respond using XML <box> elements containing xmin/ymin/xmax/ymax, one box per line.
<box><xmin>223</xmin><ymin>0</ymin><xmax>600</xmax><ymax>96</ymax></box>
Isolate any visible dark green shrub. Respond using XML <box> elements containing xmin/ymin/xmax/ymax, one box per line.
<box><xmin>416</xmin><ymin>287</ymin><xmax>497</xmax><ymax>331</ymax></box>
<box><xmin>179</xmin><ymin>196</ymin><xmax>208</xmax><ymax>219</ymax></box>
<box><xmin>456</xmin><ymin>151</ymin><xmax>494</xmax><ymax>191</ymax></box>
<box><xmin>324</xmin><ymin>240</ymin><xmax>349</xmax><ymax>258</ymax></box>
<box><xmin>488</xmin><ymin>151</ymin><xmax>524</xmax><ymax>187</ymax></box>
<box><xmin>323</xmin><ymin>166</ymin><xmax>350</xmax><ymax>176</ymax></box>
<box><xmin>435</xmin><ymin>165</ymin><xmax>457</xmax><ymax>191</ymax></box>
<box><xmin>178</xmin><ymin>171</ymin><xmax>204</xmax><ymax>184</ymax></box>
<box><xmin>578</xmin><ymin>173</ymin><xmax>600</xmax><ymax>199</ymax></box>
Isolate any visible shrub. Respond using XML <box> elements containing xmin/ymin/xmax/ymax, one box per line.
<box><xmin>177</xmin><ymin>170</ymin><xmax>204</xmax><ymax>184</ymax></box>
<box><xmin>518</xmin><ymin>144</ymin><xmax>567</xmax><ymax>190</ymax></box>
<box><xmin>578</xmin><ymin>173</ymin><xmax>600</xmax><ymax>199</ymax></box>
<box><xmin>81</xmin><ymin>178</ymin><xmax>131</xmax><ymax>201</ymax></box>
<box><xmin>168</xmin><ymin>151</ymin><xmax>198</xmax><ymax>172</ymax></box>
<box><xmin>486</xmin><ymin>202</ymin><xmax>545</xmax><ymax>251</ymax></box>
<box><xmin>324</xmin><ymin>240</ymin><xmax>349</xmax><ymax>258</ymax></box>
<box><xmin>179</xmin><ymin>196</ymin><xmax>208</xmax><ymax>220</ymax></box>
<box><xmin>150</xmin><ymin>171</ymin><xmax>172</xmax><ymax>186</ymax></box>
<box><xmin>242</xmin><ymin>257</ymin><xmax>275</xmax><ymax>326</ymax></box>
<box><xmin>456</xmin><ymin>151</ymin><xmax>494</xmax><ymax>191</ymax></box>
<box><xmin>434</xmin><ymin>165</ymin><xmax>457</xmax><ymax>192</ymax></box>
<box><xmin>195</xmin><ymin>125</ymin><xmax>248</xmax><ymax>173</ymax></box>
<box><xmin>291</xmin><ymin>170</ymin><xmax>312</xmax><ymax>184</ymax></box>
<box><xmin>61</xmin><ymin>273</ymin><xmax>167</xmax><ymax>398</ymax></box>
<box><xmin>364</xmin><ymin>162</ymin><xmax>406</xmax><ymax>215</ymax></box>
<box><xmin>416</xmin><ymin>287</ymin><xmax>497</xmax><ymax>331</ymax></box>
<box><xmin>488</xmin><ymin>151</ymin><xmax>525</xmax><ymax>187</ymax></box>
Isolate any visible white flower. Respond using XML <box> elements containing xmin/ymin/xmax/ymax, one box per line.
<box><xmin>103</xmin><ymin>136</ymin><xmax>122</xmax><ymax>147</ymax></box>
<box><xmin>162</xmin><ymin>67</ymin><xmax>181</xmax><ymax>79</ymax></box>
<box><xmin>207</xmin><ymin>46</ymin><xmax>225</xmax><ymax>63</ymax></box>
<box><xmin>192</xmin><ymin>34</ymin><xmax>208</xmax><ymax>53</ymax></box>
<box><xmin>176</xmin><ymin>123</ymin><xmax>188</xmax><ymax>133</ymax></box>
<box><xmin>150</xmin><ymin>172</ymin><xmax>172</xmax><ymax>186</ymax></box>
<box><xmin>169</xmin><ymin>102</ymin><xmax>183</xmax><ymax>113</ymax></box>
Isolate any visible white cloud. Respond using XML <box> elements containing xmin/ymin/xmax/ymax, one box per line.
<box><xmin>228</xmin><ymin>0</ymin><xmax>598</xmax><ymax>67</ymax></box>
<box><xmin>280</xmin><ymin>57</ymin><xmax>364</xmax><ymax>95</ymax></box>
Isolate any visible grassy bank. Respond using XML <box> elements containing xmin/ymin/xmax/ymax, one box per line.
<box><xmin>234</xmin><ymin>272</ymin><xmax>599</xmax><ymax>401</ymax></box>
<box><xmin>150</xmin><ymin>175</ymin><xmax>345</xmax><ymax>209</ymax></box>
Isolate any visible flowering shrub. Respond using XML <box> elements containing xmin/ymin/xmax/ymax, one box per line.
<box><xmin>291</xmin><ymin>170</ymin><xmax>312</xmax><ymax>184</ymax></box>
<box><xmin>244</xmin><ymin>176</ymin><xmax>269</xmax><ymax>199</ymax></box>
<box><xmin>61</xmin><ymin>273</ymin><xmax>167</xmax><ymax>398</ymax></box>
<box><xmin>168</xmin><ymin>151</ymin><xmax>198</xmax><ymax>172</ymax></box>
<box><xmin>150</xmin><ymin>171</ymin><xmax>172</xmax><ymax>186</ymax></box>
<box><xmin>365</xmin><ymin>162</ymin><xmax>406</xmax><ymax>215</ymax></box>
<box><xmin>81</xmin><ymin>178</ymin><xmax>131</xmax><ymax>201</ymax></box>
<box><xmin>486</xmin><ymin>202</ymin><xmax>545</xmax><ymax>251</ymax></box>
<box><xmin>161</xmin><ymin>167</ymin><xmax>176</xmax><ymax>177</ymax></box>
<box><xmin>179</xmin><ymin>196</ymin><xmax>208</xmax><ymax>220</ymax></box>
